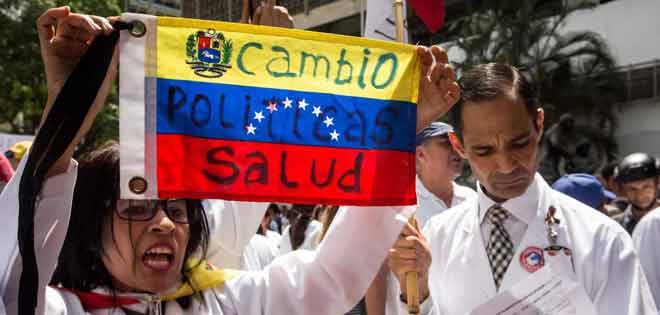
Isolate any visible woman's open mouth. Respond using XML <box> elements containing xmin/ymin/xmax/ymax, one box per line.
<box><xmin>142</xmin><ymin>244</ymin><xmax>175</xmax><ymax>271</ymax></box>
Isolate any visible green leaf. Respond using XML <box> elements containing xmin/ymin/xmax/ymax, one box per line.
<box><xmin>222</xmin><ymin>39</ymin><xmax>233</xmax><ymax>64</ymax></box>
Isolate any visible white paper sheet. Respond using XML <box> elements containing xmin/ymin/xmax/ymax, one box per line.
<box><xmin>469</xmin><ymin>266</ymin><xmax>597</xmax><ymax>315</ymax></box>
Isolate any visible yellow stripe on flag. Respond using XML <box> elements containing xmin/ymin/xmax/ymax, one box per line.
<box><xmin>156</xmin><ymin>17</ymin><xmax>419</xmax><ymax>103</ymax></box>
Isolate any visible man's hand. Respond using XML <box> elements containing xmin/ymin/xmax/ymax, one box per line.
<box><xmin>416</xmin><ymin>46</ymin><xmax>460</xmax><ymax>132</ymax></box>
<box><xmin>387</xmin><ymin>221</ymin><xmax>432</xmax><ymax>302</ymax></box>
<box><xmin>240</xmin><ymin>0</ymin><xmax>294</xmax><ymax>28</ymax></box>
<box><xmin>36</xmin><ymin>6</ymin><xmax>118</xmax><ymax>177</ymax></box>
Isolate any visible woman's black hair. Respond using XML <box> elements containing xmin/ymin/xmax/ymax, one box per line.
<box><xmin>50</xmin><ymin>141</ymin><xmax>210</xmax><ymax>307</ymax></box>
<box><xmin>289</xmin><ymin>204</ymin><xmax>316</xmax><ymax>250</ymax></box>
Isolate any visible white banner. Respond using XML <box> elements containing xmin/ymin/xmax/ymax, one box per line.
<box><xmin>365</xmin><ymin>0</ymin><xmax>408</xmax><ymax>42</ymax></box>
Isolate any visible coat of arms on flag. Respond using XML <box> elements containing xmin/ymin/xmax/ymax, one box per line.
<box><xmin>185</xmin><ymin>29</ymin><xmax>233</xmax><ymax>78</ymax></box>
<box><xmin>119</xmin><ymin>14</ymin><xmax>420</xmax><ymax>206</ymax></box>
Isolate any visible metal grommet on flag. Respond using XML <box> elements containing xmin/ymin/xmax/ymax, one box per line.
<box><xmin>129</xmin><ymin>20</ymin><xmax>147</xmax><ymax>38</ymax></box>
<box><xmin>129</xmin><ymin>176</ymin><xmax>148</xmax><ymax>194</ymax></box>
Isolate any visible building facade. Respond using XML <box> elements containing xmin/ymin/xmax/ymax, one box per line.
<box><xmin>125</xmin><ymin>0</ymin><xmax>183</xmax><ymax>16</ymax></box>
<box><xmin>182</xmin><ymin>0</ymin><xmax>240</xmax><ymax>21</ymax></box>
<box><xmin>562</xmin><ymin>0</ymin><xmax>660</xmax><ymax>157</ymax></box>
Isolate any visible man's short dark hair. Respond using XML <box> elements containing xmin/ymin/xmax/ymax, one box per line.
<box><xmin>449</xmin><ymin>63</ymin><xmax>539</xmax><ymax>138</ymax></box>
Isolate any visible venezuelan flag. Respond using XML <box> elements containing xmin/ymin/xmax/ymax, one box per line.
<box><xmin>119</xmin><ymin>13</ymin><xmax>419</xmax><ymax>206</ymax></box>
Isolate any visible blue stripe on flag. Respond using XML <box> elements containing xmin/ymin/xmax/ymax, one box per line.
<box><xmin>156</xmin><ymin>78</ymin><xmax>416</xmax><ymax>152</ymax></box>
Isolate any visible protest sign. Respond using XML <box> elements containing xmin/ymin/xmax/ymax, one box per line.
<box><xmin>119</xmin><ymin>13</ymin><xmax>420</xmax><ymax>205</ymax></box>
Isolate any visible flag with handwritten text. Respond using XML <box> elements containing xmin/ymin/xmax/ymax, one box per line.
<box><xmin>119</xmin><ymin>13</ymin><xmax>420</xmax><ymax>206</ymax></box>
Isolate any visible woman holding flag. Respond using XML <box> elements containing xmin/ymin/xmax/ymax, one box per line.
<box><xmin>0</xmin><ymin>5</ymin><xmax>459</xmax><ymax>315</ymax></box>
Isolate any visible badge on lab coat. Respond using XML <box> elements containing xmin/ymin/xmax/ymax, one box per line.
<box><xmin>543</xmin><ymin>206</ymin><xmax>576</xmax><ymax>279</ymax></box>
<box><xmin>519</xmin><ymin>246</ymin><xmax>544</xmax><ymax>273</ymax></box>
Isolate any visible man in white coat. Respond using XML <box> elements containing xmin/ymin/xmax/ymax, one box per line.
<box><xmin>380</xmin><ymin>122</ymin><xmax>476</xmax><ymax>315</ymax></box>
<box><xmin>632</xmin><ymin>199</ymin><xmax>660</xmax><ymax>310</ymax></box>
<box><xmin>388</xmin><ymin>63</ymin><xmax>656</xmax><ymax>315</ymax></box>
<box><xmin>412</xmin><ymin>122</ymin><xmax>477</xmax><ymax>228</ymax></box>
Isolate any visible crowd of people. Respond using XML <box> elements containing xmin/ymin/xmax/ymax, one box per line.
<box><xmin>2</xmin><ymin>2</ymin><xmax>660</xmax><ymax>315</ymax></box>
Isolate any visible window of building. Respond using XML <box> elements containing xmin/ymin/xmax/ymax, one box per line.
<box><xmin>629</xmin><ymin>67</ymin><xmax>655</xmax><ymax>101</ymax></box>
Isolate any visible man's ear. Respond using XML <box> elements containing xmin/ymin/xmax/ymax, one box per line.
<box><xmin>536</xmin><ymin>108</ymin><xmax>545</xmax><ymax>142</ymax></box>
<box><xmin>448</xmin><ymin>132</ymin><xmax>466</xmax><ymax>159</ymax></box>
<box><xmin>415</xmin><ymin>146</ymin><xmax>424</xmax><ymax>160</ymax></box>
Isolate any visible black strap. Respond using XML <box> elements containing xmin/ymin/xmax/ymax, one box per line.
<box><xmin>17</xmin><ymin>25</ymin><xmax>128</xmax><ymax>315</ymax></box>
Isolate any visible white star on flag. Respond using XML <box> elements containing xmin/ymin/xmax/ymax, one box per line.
<box><xmin>254</xmin><ymin>111</ymin><xmax>265</xmax><ymax>122</ymax></box>
<box><xmin>323</xmin><ymin>116</ymin><xmax>334</xmax><ymax>127</ymax></box>
<box><xmin>246</xmin><ymin>123</ymin><xmax>257</xmax><ymax>135</ymax></box>
<box><xmin>298</xmin><ymin>99</ymin><xmax>309</xmax><ymax>110</ymax></box>
<box><xmin>312</xmin><ymin>106</ymin><xmax>323</xmax><ymax>117</ymax></box>
<box><xmin>267</xmin><ymin>101</ymin><xmax>278</xmax><ymax>113</ymax></box>
<box><xmin>282</xmin><ymin>97</ymin><xmax>293</xmax><ymax>109</ymax></box>
<box><xmin>329</xmin><ymin>129</ymin><xmax>340</xmax><ymax>141</ymax></box>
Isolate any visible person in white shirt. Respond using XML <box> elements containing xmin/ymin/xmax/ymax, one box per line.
<box><xmin>241</xmin><ymin>234</ymin><xmax>278</xmax><ymax>271</ymax></box>
<box><xmin>413</xmin><ymin>121</ymin><xmax>477</xmax><ymax>228</ymax></box>
<box><xmin>388</xmin><ymin>63</ymin><xmax>656</xmax><ymax>315</ymax></box>
<box><xmin>375</xmin><ymin>122</ymin><xmax>476</xmax><ymax>315</ymax></box>
<box><xmin>278</xmin><ymin>204</ymin><xmax>323</xmax><ymax>255</ymax></box>
<box><xmin>202</xmin><ymin>199</ymin><xmax>270</xmax><ymax>269</ymax></box>
<box><xmin>7</xmin><ymin>143</ymin><xmax>415</xmax><ymax>315</ymax></box>
<box><xmin>203</xmin><ymin>199</ymin><xmax>278</xmax><ymax>271</ymax></box>
<box><xmin>265</xmin><ymin>229</ymin><xmax>282</xmax><ymax>246</ymax></box>
<box><xmin>1</xmin><ymin>5</ymin><xmax>461</xmax><ymax>314</ymax></box>
<box><xmin>261</xmin><ymin>203</ymin><xmax>283</xmax><ymax>247</ymax></box>
<box><xmin>632</xmin><ymin>205</ymin><xmax>660</xmax><ymax>311</ymax></box>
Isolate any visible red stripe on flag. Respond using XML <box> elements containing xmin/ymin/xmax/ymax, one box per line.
<box><xmin>157</xmin><ymin>134</ymin><xmax>416</xmax><ymax>206</ymax></box>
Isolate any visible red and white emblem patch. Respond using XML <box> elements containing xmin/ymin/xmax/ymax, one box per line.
<box><xmin>519</xmin><ymin>246</ymin><xmax>545</xmax><ymax>273</ymax></box>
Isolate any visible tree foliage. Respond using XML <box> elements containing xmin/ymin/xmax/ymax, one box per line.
<box><xmin>433</xmin><ymin>0</ymin><xmax>623</xmax><ymax>134</ymax></box>
<box><xmin>0</xmin><ymin>0</ymin><xmax>121</xmax><ymax>155</ymax></box>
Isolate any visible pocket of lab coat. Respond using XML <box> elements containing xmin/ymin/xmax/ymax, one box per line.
<box><xmin>544</xmin><ymin>247</ymin><xmax>576</xmax><ymax>282</ymax></box>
